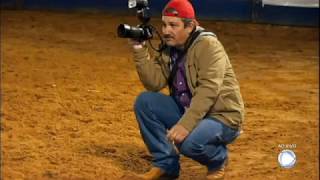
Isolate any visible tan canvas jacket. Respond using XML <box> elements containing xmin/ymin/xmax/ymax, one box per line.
<box><xmin>132</xmin><ymin>28</ymin><xmax>245</xmax><ymax>131</ymax></box>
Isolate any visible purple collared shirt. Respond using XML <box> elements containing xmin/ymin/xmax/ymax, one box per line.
<box><xmin>170</xmin><ymin>49</ymin><xmax>192</xmax><ymax>110</ymax></box>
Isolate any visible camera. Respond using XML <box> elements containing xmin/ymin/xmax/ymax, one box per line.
<box><xmin>117</xmin><ymin>0</ymin><xmax>153</xmax><ymax>41</ymax></box>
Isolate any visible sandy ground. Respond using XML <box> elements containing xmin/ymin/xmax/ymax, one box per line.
<box><xmin>0</xmin><ymin>10</ymin><xmax>319</xmax><ymax>180</ymax></box>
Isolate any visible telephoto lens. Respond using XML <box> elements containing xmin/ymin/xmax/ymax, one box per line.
<box><xmin>117</xmin><ymin>24</ymin><xmax>152</xmax><ymax>41</ymax></box>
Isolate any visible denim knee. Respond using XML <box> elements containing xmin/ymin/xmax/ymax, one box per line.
<box><xmin>179</xmin><ymin>139</ymin><xmax>204</xmax><ymax>158</ymax></box>
<box><xmin>134</xmin><ymin>91</ymin><xmax>154</xmax><ymax>112</ymax></box>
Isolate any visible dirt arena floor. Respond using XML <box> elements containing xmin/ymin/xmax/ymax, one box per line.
<box><xmin>1</xmin><ymin>10</ymin><xmax>319</xmax><ymax>180</ymax></box>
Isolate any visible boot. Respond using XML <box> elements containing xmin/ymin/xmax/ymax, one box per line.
<box><xmin>206</xmin><ymin>166</ymin><xmax>225</xmax><ymax>180</ymax></box>
<box><xmin>137</xmin><ymin>167</ymin><xmax>178</xmax><ymax>180</ymax></box>
<box><xmin>206</xmin><ymin>158</ymin><xmax>228</xmax><ymax>180</ymax></box>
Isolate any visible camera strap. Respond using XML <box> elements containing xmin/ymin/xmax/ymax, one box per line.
<box><xmin>168</xmin><ymin>29</ymin><xmax>204</xmax><ymax>92</ymax></box>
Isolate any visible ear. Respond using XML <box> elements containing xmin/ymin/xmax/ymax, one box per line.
<box><xmin>186</xmin><ymin>21</ymin><xmax>196</xmax><ymax>33</ymax></box>
<box><xmin>193</xmin><ymin>19</ymin><xmax>199</xmax><ymax>27</ymax></box>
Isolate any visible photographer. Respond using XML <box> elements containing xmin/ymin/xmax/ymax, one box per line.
<box><xmin>126</xmin><ymin>0</ymin><xmax>245</xmax><ymax>179</ymax></box>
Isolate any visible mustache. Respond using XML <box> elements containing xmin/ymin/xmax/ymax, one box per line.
<box><xmin>163</xmin><ymin>34</ymin><xmax>174</xmax><ymax>39</ymax></box>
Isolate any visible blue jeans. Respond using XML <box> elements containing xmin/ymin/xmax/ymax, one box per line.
<box><xmin>134</xmin><ymin>92</ymin><xmax>240</xmax><ymax>176</ymax></box>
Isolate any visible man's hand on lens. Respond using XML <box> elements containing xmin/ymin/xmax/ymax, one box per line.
<box><xmin>128</xmin><ymin>39</ymin><xmax>145</xmax><ymax>50</ymax></box>
<box><xmin>167</xmin><ymin>124</ymin><xmax>189</xmax><ymax>144</ymax></box>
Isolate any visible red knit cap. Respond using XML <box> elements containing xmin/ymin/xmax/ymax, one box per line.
<box><xmin>162</xmin><ymin>0</ymin><xmax>195</xmax><ymax>19</ymax></box>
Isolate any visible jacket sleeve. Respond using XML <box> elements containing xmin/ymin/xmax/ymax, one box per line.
<box><xmin>132</xmin><ymin>46</ymin><xmax>168</xmax><ymax>91</ymax></box>
<box><xmin>178</xmin><ymin>37</ymin><xmax>227</xmax><ymax>131</ymax></box>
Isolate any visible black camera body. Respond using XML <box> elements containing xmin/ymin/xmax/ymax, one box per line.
<box><xmin>117</xmin><ymin>0</ymin><xmax>153</xmax><ymax>41</ymax></box>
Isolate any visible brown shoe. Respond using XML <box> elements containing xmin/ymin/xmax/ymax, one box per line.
<box><xmin>137</xmin><ymin>167</ymin><xmax>178</xmax><ymax>180</ymax></box>
<box><xmin>206</xmin><ymin>166</ymin><xmax>225</xmax><ymax>180</ymax></box>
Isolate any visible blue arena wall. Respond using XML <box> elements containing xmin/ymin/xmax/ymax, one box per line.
<box><xmin>1</xmin><ymin>0</ymin><xmax>318</xmax><ymax>27</ymax></box>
